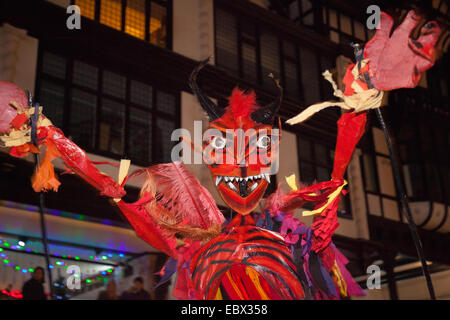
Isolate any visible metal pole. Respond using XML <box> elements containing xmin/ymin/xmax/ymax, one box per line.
<box><xmin>374</xmin><ymin>108</ymin><xmax>436</xmax><ymax>300</ymax></box>
<box><xmin>27</xmin><ymin>91</ymin><xmax>54</xmax><ymax>300</ymax></box>
<box><xmin>350</xmin><ymin>43</ymin><xmax>436</xmax><ymax>300</ymax></box>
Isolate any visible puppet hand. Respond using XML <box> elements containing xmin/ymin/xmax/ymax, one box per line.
<box><xmin>0</xmin><ymin>81</ymin><xmax>28</xmax><ymax>133</ymax></box>
<box><xmin>364</xmin><ymin>10</ymin><xmax>442</xmax><ymax>91</ymax></box>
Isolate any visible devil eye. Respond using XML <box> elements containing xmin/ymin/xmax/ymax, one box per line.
<box><xmin>211</xmin><ymin>136</ymin><xmax>226</xmax><ymax>149</ymax></box>
<box><xmin>257</xmin><ymin>135</ymin><xmax>270</xmax><ymax>149</ymax></box>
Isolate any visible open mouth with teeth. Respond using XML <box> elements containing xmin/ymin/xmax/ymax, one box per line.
<box><xmin>213</xmin><ymin>172</ymin><xmax>271</xmax><ymax>215</ymax></box>
<box><xmin>215</xmin><ymin>174</ymin><xmax>270</xmax><ymax>198</ymax></box>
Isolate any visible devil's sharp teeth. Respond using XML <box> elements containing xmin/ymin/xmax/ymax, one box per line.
<box><xmin>229</xmin><ymin>177</ymin><xmax>234</xmax><ymax>181</ymax></box>
<box><xmin>264</xmin><ymin>174</ymin><xmax>270</xmax><ymax>183</ymax></box>
<box><xmin>250</xmin><ymin>181</ymin><xmax>258</xmax><ymax>191</ymax></box>
<box><xmin>224</xmin><ymin>177</ymin><xmax>229</xmax><ymax>182</ymax></box>
<box><xmin>215</xmin><ymin>176</ymin><xmax>223</xmax><ymax>186</ymax></box>
<box><xmin>244</xmin><ymin>177</ymin><xmax>249</xmax><ymax>181</ymax></box>
<box><xmin>228</xmin><ymin>182</ymin><xmax>237</xmax><ymax>191</ymax></box>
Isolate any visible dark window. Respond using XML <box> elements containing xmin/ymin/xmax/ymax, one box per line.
<box><xmin>322</xmin><ymin>7</ymin><xmax>367</xmax><ymax>44</ymax></box>
<box><xmin>240</xmin><ymin>21</ymin><xmax>258</xmax><ymax>83</ymax></box>
<box><xmin>361</xmin><ymin>153</ymin><xmax>378</xmax><ymax>193</ymax></box>
<box><xmin>215</xmin><ymin>8</ymin><xmax>239</xmax><ymax>74</ymax></box>
<box><xmin>214</xmin><ymin>5</ymin><xmax>333</xmax><ymax>104</ymax></box>
<box><xmin>39</xmin><ymin>80</ymin><xmax>65</xmax><ymax>127</ymax></box>
<box><xmin>99</xmin><ymin>98</ymin><xmax>125</xmax><ymax>155</ymax></box>
<box><xmin>297</xmin><ymin>137</ymin><xmax>331</xmax><ymax>184</ymax></box>
<box><xmin>281</xmin><ymin>0</ymin><xmax>318</xmax><ymax>29</ymax></box>
<box><xmin>393</xmin><ymin>117</ymin><xmax>448</xmax><ymax>203</ymax></box>
<box><xmin>37</xmin><ymin>50</ymin><xmax>179</xmax><ymax>166</ymax></box>
<box><xmin>298</xmin><ymin>46</ymin><xmax>320</xmax><ymax>105</ymax></box>
<box><xmin>260</xmin><ymin>31</ymin><xmax>280</xmax><ymax>90</ymax></box>
<box><xmin>427</xmin><ymin>53</ymin><xmax>449</xmax><ymax>114</ymax></box>
<box><xmin>282</xmin><ymin>41</ymin><xmax>301</xmax><ymax>100</ymax></box>
<box><xmin>70</xmin><ymin>89</ymin><xmax>97</xmax><ymax>149</ymax></box>
<box><xmin>128</xmin><ymin>107</ymin><xmax>152</xmax><ymax>162</ymax></box>
<box><xmin>75</xmin><ymin>0</ymin><xmax>171</xmax><ymax>48</ymax></box>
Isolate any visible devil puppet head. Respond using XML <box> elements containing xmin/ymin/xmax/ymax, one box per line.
<box><xmin>189</xmin><ymin>58</ymin><xmax>282</xmax><ymax>215</ymax></box>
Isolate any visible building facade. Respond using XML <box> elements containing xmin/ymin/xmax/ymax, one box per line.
<box><xmin>0</xmin><ymin>0</ymin><xmax>449</xmax><ymax>299</ymax></box>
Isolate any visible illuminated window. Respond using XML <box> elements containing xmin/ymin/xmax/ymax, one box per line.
<box><xmin>100</xmin><ymin>0</ymin><xmax>122</xmax><ymax>31</ymax></box>
<box><xmin>75</xmin><ymin>0</ymin><xmax>95</xmax><ymax>19</ymax></box>
<box><xmin>126</xmin><ymin>0</ymin><xmax>146</xmax><ymax>40</ymax></box>
<box><xmin>73</xmin><ymin>0</ymin><xmax>170</xmax><ymax>48</ymax></box>
<box><xmin>150</xmin><ymin>2</ymin><xmax>167</xmax><ymax>47</ymax></box>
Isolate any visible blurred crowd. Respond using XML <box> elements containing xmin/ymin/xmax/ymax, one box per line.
<box><xmin>2</xmin><ymin>266</ymin><xmax>152</xmax><ymax>300</ymax></box>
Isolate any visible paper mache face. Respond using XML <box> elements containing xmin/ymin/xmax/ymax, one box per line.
<box><xmin>189</xmin><ymin>59</ymin><xmax>282</xmax><ymax>215</ymax></box>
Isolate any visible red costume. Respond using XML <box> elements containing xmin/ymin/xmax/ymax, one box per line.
<box><xmin>0</xmin><ymin>10</ymin><xmax>442</xmax><ymax>300</ymax></box>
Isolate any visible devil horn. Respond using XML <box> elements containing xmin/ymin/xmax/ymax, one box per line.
<box><xmin>189</xmin><ymin>57</ymin><xmax>225</xmax><ymax>121</ymax></box>
<box><xmin>250</xmin><ymin>73</ymin><xmax>283</xmax><ymax>124</ymax></box>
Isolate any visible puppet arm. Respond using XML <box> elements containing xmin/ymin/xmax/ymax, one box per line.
<box><xmin>0</xmin><ymin>81</ymin><xmax>125</xmax><ymax>197</ymax></box>
<box><xmin>0</xmin><ymin>82</ymin><xmax>185</xmax><ymax>257</ymax></box>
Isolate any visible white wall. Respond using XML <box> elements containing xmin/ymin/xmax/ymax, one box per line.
<box><xmin>336</xmin><ymin>148</ymin><xmax>370</xmax><ymax>239</ymax></box>
<box><xmin>0</xmin><ymin>205</ymin><xmax>155</xmax><ymax>253</ymax></box>
<box><xmin>0</xmin><ymin>24</ymin><xmax>39</xmax><ymax>95</ymax></box>
<box><xmin>355</xmin><ymin>270</ymin><xmax>450</xmax><ymax>300</ymax></box>
<box><xmin>45</xmin><ymin>0</ymin><xmax>70</xmax><ymax>8</ymax></box>
<box><xmin>173</xmin><ymin>0</ymin><xmax>215</xmax><ymax>62</ymax></box>
<box><xmin>248</xmin><ymin>0</ymin><xmax>270</xmax><ymax>9</ymax></box>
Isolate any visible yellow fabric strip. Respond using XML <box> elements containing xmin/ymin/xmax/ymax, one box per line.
<box><xmin>113</xmin><ymin>159</ymin><xmax>131</xmax><ymax>202</ymax></box>
<box><xmin>214</xmin><ymin>287</ymin><xmax>223</xmax><ymax>300</ymax></box>
<box><xmin>245</xmin><ymin>267</ymin><xmax>270</xmax><ymax>300</ymax></box>
<box><xmin>286</xmin><ymin>174</ymin><xmax>298</xmax><ymax>191</ymax></box>
<box><xmin>225</xmin><ymin>270</ymin><xmax>244</xmax><ymax>300</ymax></box>
<box><xmin>331</xmin><ymin>261</ymin><xmax>348</xmax><ymax>298</ymax></box>
<box><xmin>302</xmin><ymin>180</ymin><xmax>347</xmax><ymax>216</ymax></box>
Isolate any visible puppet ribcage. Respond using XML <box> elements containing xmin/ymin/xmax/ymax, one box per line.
<box><xmin>189</xmin><ymin>223</ymin><xmax>306</xmax><ymax>300</ymax></box>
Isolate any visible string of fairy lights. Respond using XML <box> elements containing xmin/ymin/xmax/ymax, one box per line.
<box><xmin>0</xmin><ymin>238</ymin><xmax>126</xmax><ymax>261</ymax></box>
<box><xmin>0</xmin><ymin>239</ymin><xmax>119</xmax><ymax>283</ymax></box>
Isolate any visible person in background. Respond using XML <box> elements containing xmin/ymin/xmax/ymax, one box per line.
<box><xmin>4</xmin><ymin>284</ymin><xmax>12</xmax><ymax>294</ymax></box>
<box><xmin>97</xmin><ymin>280</ymin><xmax>118</xmax><ymax>300</ymax></box>
<box><xmin>0</xmin><ymin>284</ymin><xmax>13</xmax><ymax>300</ymax></box>
<box><xmin>120</xmin><ymin>277</ymin><xmax>151</xmax><ymax>300</ymax></box>
<box><xmin>22</xmin><ymin>267</ymin><xmax>47</xmax><ymax>300</ymax></box>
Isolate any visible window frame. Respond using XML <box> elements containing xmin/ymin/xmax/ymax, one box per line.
<box><xmin>322</xmin><ymin>6</ymin><xmax>368</xmax><ymax>45</ymax></box>
<box><xmin>35</xmin><ymin>45</ymin><xmax>181</xmax><ymax>167</ymax></box>
<box><xmin>213</xmin><ymin>4</ymin><xmax>336</xmax><ymax>105</ymax></box>
<box><xmin>72</xmin><ymin>0</ymin><xmax>173</xmax><ymax>49</ymax></box>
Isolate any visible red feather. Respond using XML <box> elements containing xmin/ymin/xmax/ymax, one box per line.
<box><xmin>135</xmin><ymin>162</ymin><xmax>225</xmax><ymax>229</ymax></box>
<box><xmin>227</xmin><ymin>87</ymin><xmax>258</xmax><ymax>118</ymax></box>
<box><xmin>263</xmin><ymin>183</ymin><xmax>286</xmax><ymax>216</ymax></box>
<box><xmin>264</xmin><ymin>181</ymin><xmax>309</xmax><ymax>214</ymax></box>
